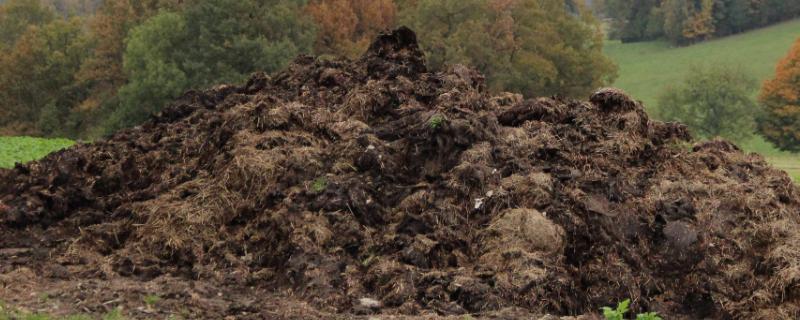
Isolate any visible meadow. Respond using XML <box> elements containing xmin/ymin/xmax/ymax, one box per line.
<box><xmin>0</xmin><ymin>136</ymin><xmax>75</xmax><ymax>169</ymax></box>
<box><xmin>604</xmin><ymin>18</ymin><xmax>800</xmax><ymax>181</ymax></box>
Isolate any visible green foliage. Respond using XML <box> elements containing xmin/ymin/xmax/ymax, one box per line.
<box><xmin>0</xmin><ymin>301</ymin><xmax>116</xmax><ymax>320</ymax></box>
<box><xmin>101</xmin><ymin>308</ymin><xmax>126</xmax><ymax>320</ymax></box>
<box><xmin>74</xmin><ymin>0</ymin><xmax>183</xmax><ymax>124</ymax></box>
<box><xmin>0</xmin><ymin>136</ymin><xmax>75</xmax><ymax>168</ymax></box>
<box><xmin>604</xmin><ymin>0</ymin><xmax>662</xmax><ymax>42</ymax></box>
<box><xmin>400</xmin><ymin>0</ymin><xmax>617</xmax><ymax>98</ymax></box>
<box><xmin>601</xmin><ymin>299</ymin><xmax>629</xmax><ymax>320</ymax></box>
<box><xmin>0</xmin><ymin>14</ymin><xmax>91</xmax><ymax>136</ymax></box>
<box><xmin>398</xmin><ymin>0</ymin><xmax>482</xmax><ymax>70</ymax></box>
<box><xmin>311</xmin><ymin>177</ymin><xmax>328</xmax><ymax>193</ymax></box>
<box><xmin>713</xmin><ymin>0</ymin><xmax>751</xmax><ymax>36</ymax></box>
<box><xmin>111</xmin><ymin>11</ymin><xmax>188</xmax><ymax>131</ymax></box>
<box><xmin>176</xmin><ymin>0</ymin><xmax>315</xmax><ymax>86</ymax></box>
<box><xmin>143</xmin><ymin>294</ymin><xmax>161</xmax><ymax>307</ymax></box>
<box><xmin>636</xmin><ymin>312</ymin><xmax>663</xmax><ymax>320</ymax></box>
<box><xmin>0</xmin><ymin>0</ymin><xmax>55</xmax><ymax>48</ymax></box>
<box><xmin>660</xmin><ymin>0</ymin><xmax>689</xmax><ymax>44</ymax></box>
<box><xmin>601</xmin><ymin>299</ymin><xmax>662</xmax><ymax>320</ymax></box>
<box><xmin>604</xmin><ymin>0</ymin><xmax>800</xmax><ymax>45</ymax></box>
<box><xmin>109</xmin><ymin>0</ymin><xmax>316</xmax><ymax>132</ymax></box>
<box><xmin>428</xmin><ymin>114</ymin><xmax>444</xmax><ymax>129</ymax></box>
<box><xmin>657</xmin><ymin>66</ymin><xmax>757</xmax><ymax>143</ymax></box>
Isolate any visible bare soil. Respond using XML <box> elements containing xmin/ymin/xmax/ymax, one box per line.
<box><xmin>2</xmin><ymin>28</ymin><xmax>800</xmax><ymax>319</ymax></box>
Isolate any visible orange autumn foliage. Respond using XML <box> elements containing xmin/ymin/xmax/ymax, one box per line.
<box><xmin>305</xmin><ymin>0</ymin><xmax>397</xmax><ymax>58</ymax></box>
<box><xmin>758</xmin><ymin>37</ymin><xmax>800</xmax><ymax>152</ymax></box>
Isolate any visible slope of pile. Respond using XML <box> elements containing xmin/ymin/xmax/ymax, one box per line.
<box><xmin>2</xmin><ymin>28</ymin><xmax>800</xmax><ymax>319</ymax></box>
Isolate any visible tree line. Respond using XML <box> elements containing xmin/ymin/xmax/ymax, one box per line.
<box><xmin>599</xmin><ymin>0</ymin><xmax>800</xmax><ymax>45</ymax></box>
<box><xmin>0</xmin><ymin>0</ymin><xmax>102</xmax><ymax>15</ymax></box>
<box><xmin>0</xmin><ymin>0</ymin><xmax>616</xmax><ymax>139</ymax></box>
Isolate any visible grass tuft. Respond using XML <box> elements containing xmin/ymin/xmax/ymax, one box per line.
<box><xmin>311</xmin><ymin>177</ymin><xmax>328</xmax><ymax>193</ymax></box>
<box><xmin>428</xmin><ymin>114</ymin><xmax>445</xmax><ymax>130</ymax></box>
<box><xmin>143</xmin><ymin>294</ymin><xmax>161</xmax><ymax>308</ymax></box>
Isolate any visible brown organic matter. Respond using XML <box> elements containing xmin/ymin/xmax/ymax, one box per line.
<box><xmin>2</xmin><ymin>28</ymin><xmax>800</xmax><ymax>319</ymax></box>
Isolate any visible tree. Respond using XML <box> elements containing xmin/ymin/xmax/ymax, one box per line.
<box><xmin>661</xmin><ymin>0</ymin><xmax>716</xmax><ymax>45</ymax></box>
<box><xmin>712</xmin><ymin>0</ymin><xmax>751</xmax><ymax>36</ymax></box>
<box><xmin>109</xmin><ymin>0</ymin><xmax>316</xmax><ymax>131</ymax></box>
<box><xmin>657</xmin><ymin>66</ymin><xmax>757</xmax><ymax>143</ymax></box>
<box><xmin>76</xmin><ymin>0</ymin><xmax>182</xmax><ymax>113</ymax></box>
<box><xmin>400</xmin><ymin>0</ymin><xmax>617</xmax><ymax>98</ymax></box>
<box><xmin>757</xmin><ymin>38</ymin><xmax>800</xmax><ymax>152</ymax></box>
<box><xmin>111</xmin><ymin>11</ymin><xmax>187</xmax><ymax>130</ymax></box>
<box><xmin>306</xmin><ymin>0</ymin><xmax>397</xmax><ymax>58</ymax></box>
<box><xmin>754</xmin><ymin>0</ymin><xmax>800</xmax><ymax>28</ymax></box>
<box><xmin>662</xmin><ymin>0</ymin><xmax>689</xmax><ymax>44</ymax></box>
<box><xmin>604</xmin><ymin>0</ymin><xmax>663</xmax><ymax>42</ymax></box>
<box><xmin>398</xmin><ymin>0</ymin><xmax>483</xmax><ymax>69</ymax></box>
<box><xmin>681</xmin><ymin>0</ymin><xmax>715</xmax><ymax>43</ymax></box>
<box><xmin>603</xmin><ymin>0</ymin><xmax>800</xmax><ymax>45</ymax></box>
<box><xmin>173</xmin><ymin>0</ymin><xmax>315</xmax><ymax>85</ymax></box>
<box><xmin>0</xmin><ymin>17</ymin><xmax>91</xmax><ymax>136</ymax></box>
<box><xmin>0</xmin><ymin>0</ymin><xmax>55</xmax><ymax>48</ymax></box>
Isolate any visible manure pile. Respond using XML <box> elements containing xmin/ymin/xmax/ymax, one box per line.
<box><xmin>2</xmin><ymin>28</ymin><xmax>800</xmax><ymax>319</ymax></box>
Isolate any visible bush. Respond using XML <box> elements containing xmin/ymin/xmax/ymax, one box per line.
<box><xmin>602</xmin><ymin>299</ymin><xmax>663</xmax><ymax>320</ymax></box>
<box><xmin>657</xmin><ymin>66</ymin><xmax>757</xmax><ymax>143</ymax></box>
<box><xmin>108</xmin><ymin>0</ymin><xmax>316</xmax><ymax>132</ymax></box>
<box><xmin>399</xmin><ymin>0</ymin><xmax>617</xmax><ymax>98</ymax></box>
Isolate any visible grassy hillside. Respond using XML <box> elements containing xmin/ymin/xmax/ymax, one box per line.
<box><xmin>605</xmin><ymin>18</ymin><xmax>800</xmax><ymax>108</ymax></box>
<box><xmin>0</xmin><ymin>136</ymin><xmax>74</xmax><ymax>169</ymax></box>
<box><xmin>604</xmin><ymin>18</ymin><xmax>800</xmax><ymax>181</ymax></box>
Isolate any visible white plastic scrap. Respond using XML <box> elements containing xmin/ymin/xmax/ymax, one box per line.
<box><xmin>474</xmin><ymin>198</ymin><xmax>485</xmax><ymax>210</ymax></box>
<box><xmin>359</xmin><ymin>297</ymin><xmax>382</xmax><ymax>309</ymax></box>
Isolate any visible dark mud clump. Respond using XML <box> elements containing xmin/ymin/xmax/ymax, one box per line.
<box><xmin>2</xmin><ymin>27</ymin><xmax>800</xmax><ymax>319</ymax></box>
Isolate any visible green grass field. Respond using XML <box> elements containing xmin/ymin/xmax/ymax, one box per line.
<box><xmin>0</xmin><ymin>136</ymin><xmax>75</xmax><ymax>169</ymax></box>
<box><xmin>604</xmin><ymin>18</ymin><xmax>800</xmax><ymax>108</ymax></box>
<box><xmin>0</xmin><ymin>302</ymin><xmax>125</xmax><ymax>320</ymax></box>
<box><xmin>604</xmin><ymin>18</ymin><xmax>800</xmax><ymax>181</ymax></box>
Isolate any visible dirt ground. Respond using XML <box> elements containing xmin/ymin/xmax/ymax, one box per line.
<box><xmin>2</xmin><ymin>28</ymin><xmax>800</xmax><ymax>319</ymax></box>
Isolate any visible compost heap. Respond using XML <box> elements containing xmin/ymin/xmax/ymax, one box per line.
<box><xmin>2</xmin><ymin>28</ymin><xmax>800</xmax><ymax>319</ymax></box>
